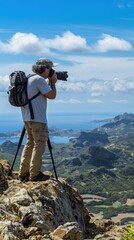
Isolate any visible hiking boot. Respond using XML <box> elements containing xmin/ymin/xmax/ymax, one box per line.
<box><xmin>19</xmin><ymin>172</ymin><xmax>29</xmax><ymax>182</ymax></box>
<box><xmin>30</xmin><ymin>172</ymin><xmax>50</xmax><ymax>181</ymax></box>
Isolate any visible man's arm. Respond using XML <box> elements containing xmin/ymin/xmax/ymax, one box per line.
<box><xmin>44</xmin><ymin>83</ymin><xmax>56</xmax><ymax>99</ymax></box>
<box><xmin>43</xmin><ymin>72</ymin><xmax>57</xmax><ymax>99</ymax></box>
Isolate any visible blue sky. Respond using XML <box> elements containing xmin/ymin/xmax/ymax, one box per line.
<box><xmin>0</xmin><ymin>0</ymin><xmax>134</xmax><ymax>115</ymax></box>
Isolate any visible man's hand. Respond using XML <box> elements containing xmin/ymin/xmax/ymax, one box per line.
<box><xmin>44</xmin><ymin>71</ymin><xmax>57</xmax><ymax>99</ymax></box>
<box><xmin>48</xmin><ymin>71</ymin><xmax>58</xmax><ymax>86</ymax></box>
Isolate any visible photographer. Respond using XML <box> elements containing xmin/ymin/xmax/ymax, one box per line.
<box><xmin>18</xmin><ymin>58</ymin><xmax>58</xmax><ymax>181</ymax></box>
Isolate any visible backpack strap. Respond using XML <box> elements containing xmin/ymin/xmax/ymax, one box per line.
<box><xmin>29</xmin><ymin>91</ymin><xmax>41</xmax><ymax>101</ymax></box>
<box><xmin>28</xmin><ymin>101</ymin><xmax>34</xmax><ymax>120</ymax></box>
<box><xmin>28</xmin><ymin>92</ymin><xmax>41</xmax><ymax>119</ymax></box>
<box><xmin>26</xmin><ymin>74</ymin><xmax>41</xmax><ymax>120</ymax></box>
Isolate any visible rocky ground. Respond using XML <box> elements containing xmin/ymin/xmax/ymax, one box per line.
<box><xmin>0</xmin><ymin>160</ymin><xmax>126</xmax><ymax>240</ymax></box>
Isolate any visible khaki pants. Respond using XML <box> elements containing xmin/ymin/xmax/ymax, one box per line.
<box><xmin>19</xmin><ymin>121</ymin><xmax>49</xmax><ymax>179</ymax></box>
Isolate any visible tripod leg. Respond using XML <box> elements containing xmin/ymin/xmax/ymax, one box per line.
<box><xmin>8</xmin><ymin>126</ymin><xmax>25</xmax><ymax>176</ymax></box>
<box><xmin>47</xmin><ymin>138</ymin><xmax>58</xmax><ymax>180</ymax></box>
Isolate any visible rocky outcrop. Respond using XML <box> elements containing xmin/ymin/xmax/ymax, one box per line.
<box><xmin>70</xmin><ymin>131</ymin><xmax>109</xmax><ymax>147</ymax></box>
<box><xmin>0</xmin><ymin>160</ymin><xmax>125</xmax><ymax>239</ymax></box>
<box><xmin>87</xmin><ymin>146</ymin><xmax>117</xmax><ymax>167</ymax></box>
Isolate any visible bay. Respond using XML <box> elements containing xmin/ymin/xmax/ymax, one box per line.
<box><xmin>0</xmin><ymin>112</ymin><xmax>119</xmax><ymax>144</ymax></box>
<box><xmin>0</xmin><ymin>135</ymin><xmax>69</xmax><ymax>145</ymax></box>
<box><xmin>0</xmin><ymin>112</ymin><xmax>118</xmax><ymax>132</ymax></box>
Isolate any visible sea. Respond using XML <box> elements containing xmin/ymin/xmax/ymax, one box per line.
<box><xmin>0</xmin><ymin>112</ymin><xmax>120</xmax><ymax>144</ymax></box>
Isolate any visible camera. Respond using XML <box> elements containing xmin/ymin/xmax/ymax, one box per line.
<box><xmin>49</xmin><ymin>68</ymin><xmax>68</xmax><ymax>81</ymax></box>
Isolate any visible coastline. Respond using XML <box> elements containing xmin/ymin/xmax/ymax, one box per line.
<box><xmin>0</xmin><ymin>111</ymin><xmax>120</xmax><ymax>144</ymax></box>
<box><xmin>0</xmin><ymin>112</ymin><xmax>118</xmax><ymax>133</ymax></box>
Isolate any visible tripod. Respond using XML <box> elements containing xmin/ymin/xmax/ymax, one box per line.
<box><xmin>8</xmin><ymin>126</ymin><xmax>58</xmax><ymax>180</ymax></box>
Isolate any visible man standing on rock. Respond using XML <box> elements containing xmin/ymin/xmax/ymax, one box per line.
<box><xmin>18</xmin><ymin>58</ymin><xmax>57</xmax><ymax>182</ymax></box>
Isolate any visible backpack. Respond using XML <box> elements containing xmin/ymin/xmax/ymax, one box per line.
<box><xmin>8</xmin><ymin>71</ymin><xmax>41</xmax><ymax>119</ymax></box>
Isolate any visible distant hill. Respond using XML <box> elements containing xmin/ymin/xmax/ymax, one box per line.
<box><xmin>70</xmin><ymin>131</ymin><xmax>109</xmax><ymax>147</ymax></box>
<box><xmin>98</xmin><ymin>112</ymin><xmax>134</xmax><ymax>129</ymax></box>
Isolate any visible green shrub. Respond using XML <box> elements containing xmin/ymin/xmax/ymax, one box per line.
<box><xmin>122</xmin><ymin>224</ymin><xmax>134</xmax><ymax>240</ymax></box>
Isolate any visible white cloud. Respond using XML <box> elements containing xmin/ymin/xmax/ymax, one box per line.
<box><xmin>86</xmin><ymin>99</ymin><xmax>103</xmax><ymax>103</ymax></box>
<box><xmin>55</xmin><ymin>99</ymin><xmax>83</xmax><ymax>104</ymax></box>
<box><xmin>1</xmin><ymin>71</ymin><xmax>134</xmax><ymax>97</ymax></box>
<box><xmin>91</xmin><ymin>92</ymin><xmax>104</xmax><ymax>97</ymax></box>
<box><xmin>117</xmin><ymin>2</ymin><xmax>134</xmax><ymax>9</ymax></box>
<box><xmin>92</xmin><ymin>34</ymin><xmax>132</xmax><ymax>52</ymax></box>
<box><xmin>57</xmin><ymin>76</ymin><xmax>134</xmax><ymax>96</ymax></box>
<box><xmin>0</xmin><ymin>75</ymin><xmax>9</xmax><ymax>91</ymax></box>
<box><xmin>90</xmin><ymin>81</ymin><xmax>109</xmax><ymax>93</ymax></box>
<box><xmin>112</xmin><ymin>99</ymin><xmax>129</xmax><ymax>103</ymax></box>
<box><xmin>57</xmin><ymin>81</ymin><xmax>86</xmax><ymax>92</ymax></box>
<box><xmin>0</xmin><ymin>32</ymin><xmax>132</xmax><ymax>55</ymax></box>
<box><xmin>117</xmin><ymin>4</ymin><xmax>125</xmax><ymax>9</ymax></box>
<box><xmin>68</xmin><ymin>99</ymin><xmax>83</xmax><ymax>103</ymax></box>
<box><xmin>0</xmin><ymin>31</ymin><xmax>89</xmax><ymax>55</ymax></box>
<box><xmin>111</xmin><ymin>77</ymin><xmax>134</xmax><ymax>92</ymax></box>
<box><xmin>0</xmin><ymin>32</ymin><xmax>51</xmax><ymax>55</ymax></box>
<box><xmin>62</xmin><ymin>55</ymin><xmax>134</xmax><ymax>81</ymax></box>
<box><xmin>55</xmin><ymin>98</ymin><xmax>103</xmax><ymax>104</ymax></box>
<box><xmin>44</xmin><ymin>31</ymin><xmax>90</xmax><ymax>51</ymax></box>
